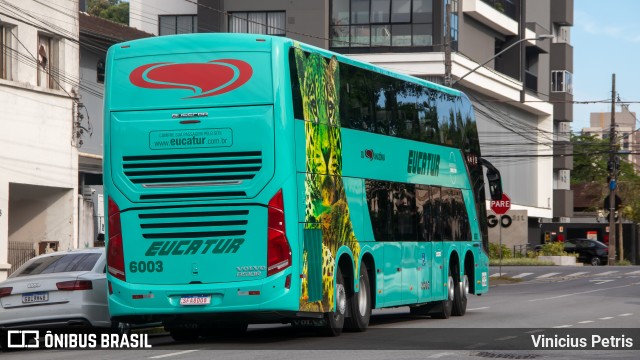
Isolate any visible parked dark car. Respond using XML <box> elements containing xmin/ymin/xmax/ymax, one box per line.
<box><xmin>564</xmin><ymin>238</ymin><xmax>609</xmax><ymax>266</ymax></box>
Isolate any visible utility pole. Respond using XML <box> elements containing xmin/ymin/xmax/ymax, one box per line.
<box><xmin>444</xmin><ymin>1</ymin><xmax>452</xmax><ymax>87</ymax></box>
<box><xmin>519</xmin><ymin>0</ymin><xmax>526</xmax><ymax>102</ymax></box>
<box><xmin>608</xmin><ymin>73</ymin><xmax>617</xmax><ymax>265</ymax></box>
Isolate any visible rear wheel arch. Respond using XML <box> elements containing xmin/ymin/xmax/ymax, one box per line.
<box><xmin>463</xmin><ymin>250</ymin><xmax>476</xmax><ymax>294</ymax></box>
<box><xmin>359</xmin><ymin>252</ymin><xmax>376</xmax><ymax>309</ymax></box>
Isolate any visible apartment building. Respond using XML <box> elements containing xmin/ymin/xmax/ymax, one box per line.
<box><xmin>129</xmin><ymin>0</ymin><xmax>574</xmax><ymax>246</ymax></box>
<box><xmin>0</xmin><ymin>1</ymin><xmax>80</xmax><ymax>280</ymax></box>
<box><xmin>583</xmin><ymin>106</ymin><xmax>640</xmax><ymax>172</ymax></box>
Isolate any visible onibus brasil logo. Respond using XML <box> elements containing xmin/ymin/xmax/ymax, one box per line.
<box><xmin>129</xmin><ymin>59</ymin><xmax>253</xmax><ymax>99</ymax></box>
<box><xmin>5</xmin><ymin>330</ymin><xmax>151</xmax><ymax>349</ymax></box>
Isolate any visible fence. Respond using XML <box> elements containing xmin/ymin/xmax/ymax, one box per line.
<box><xmin>8</xmin><ymin>241</ymin><xmax>36</xmax><ymax>275</ymax></box>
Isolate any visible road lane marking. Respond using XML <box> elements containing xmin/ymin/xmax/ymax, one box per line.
<box><xmin>496</xmin><ymin>336</ymin><xmax>518</xmax><ymax>341</ymax></box>
<box><xmin>490</xmin><ymin>273</ymin><xmax>507</xmax><ymax>277</ymax></box>
<box><xmin>619</xmin><ymin>313</ymin><xmax>633</xmax><ymax>316</ymax></box>
<box><xmin>528</xmin><ymin>283</ymin><xmax>636</xmax><ymax>302</ymax></box>
<box><xmin>599</xmin><ymin>317</ymin><xmax>614</xmax><ymax>320</ymax></box>
<box><xmin>149</xmin><ymin>350</ymin><xmax>200</xmax><ymax>359</ymax></box>
<box><xmin>624</xmin><ymin>270</ymin><xmax>640</xmax><ymax>275</ymax></box>
<box><xmin>536</xmin><ymin>272</ymin><xmax>560</xmax><ymax>279</ymax></box>
<box><xmin>578</xmin><ymin>320</ymin><xmax>594</xmax><ymax>324</ymax></box>
<box><xmin>565</xmin><ymin>271</ymin><xmax>589</xmax><ymax>277</ymax></box>
<box><xmin>428</xmin><ymin>352</ymin><xmax>458</xmax><ymax>358</ymax></box>
<box><xmin>553</xmin><ymin>325</ymin><xmax>573</xmax><ymax>328</ymax></box>
<box><xmin>464</xmin><ymin>343</ymin><xmax>487</xmax><ymax>349</ymax></box>
<box><xmin>589</xmin><ymin>279</ymin><xmax>614</xmax><ymax>285</ymax></box>
<box><xmin>467</xmin><ymin>307</ymin><xmax>490</xmax><ymax>311</ymax></box>
<box><xmin>524</xmin><ymin>329</ymin><xmax>544</xmax><ymax>334</ymax></box>
<box><xmin>595</xmin><ymin>271</ymin><xmax>619</xmax><ymax>276</ymax></box>
<box><xmin>511</xmin><ymin>272</ymin><xmax>533</xmax><ymax>279</ymax></box>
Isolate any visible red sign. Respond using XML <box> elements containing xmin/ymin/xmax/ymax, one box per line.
<box><xmin>490</xmin><ymin>193</ymin><xmax>511</xmax><ymax>215</ymax></box>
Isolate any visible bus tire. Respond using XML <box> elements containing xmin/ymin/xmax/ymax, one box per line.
<box><xmin>345</xmin><ymin>262</ymin><xmax>371</xmax><ymax>332</ymax></box>
<box><xmin>452</xmin><ymin>272</ymin><xmax>468</xmax><ymax>316</ymax></box>
<box><xmin>431</xmin><ymin>269</ymin><xmax>454</xmax><ymax>319</ymax></box>
<box><xmin>322</xmin><ymin>267</ymin><xmax>346</xmax><ymax>336</ymax></box>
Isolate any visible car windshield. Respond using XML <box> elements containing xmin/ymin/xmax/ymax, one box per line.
<box><xmin>10</xmin><ymin>253</ymin><xmax>101</xmax><ymax>278</ymax></box>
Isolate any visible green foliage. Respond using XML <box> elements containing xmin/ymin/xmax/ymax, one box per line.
<box><xmin>488</xmin><ymin>242</ymin><xmax>512</xmax><ymax>259</ymax></box>
<box><xmin>489</xmin><ymin>258</ymin><xmax>554</xmax><ymax>266</ymax></box>
<box><xmin>537</xmin><ymin>242</ymin><xmax>571</xmax><ymax>256</ymax></box>
<box><xmin>571</xmin><ymin>133</ymin><xmax>640</xmax><ymax>223</ymax></box>
<box><xmin>615</xmin><ymin>259</ymin><xmax>632</xmax><ymax>266</ymax></box>
<box><xmin>88</xmin><ymin>0</ymin><xmax>129</xmax><ymax>25</ymax></box>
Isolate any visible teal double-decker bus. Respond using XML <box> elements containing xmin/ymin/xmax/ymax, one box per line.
<box><xmin>104</xmin><ymin>33</ymin><xmax>502</xmax><ymax>339</ymax></box>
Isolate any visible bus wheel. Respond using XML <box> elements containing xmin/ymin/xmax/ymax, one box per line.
<box><xmin>452</xmin><ymin>273</ymin><xmax>468</xmax><ymax>316</ymax></box>
<box><xmin>322</xmin><ymin>267</ymin><xmax>346</xmax><ymax>336</ymax></box>
<box><xmin>431</xmin><ymin>270</ymin><xmax>454</xmax><ymax>319</ymax></box>
<box><xmin>345</xmin><ymin>263</ymin><xmax>371</xmax><ymax>332</ymax></box>
<box><xmin>169</xmin><ymin>327</ymin><xmax>200</xmax><ymax>342</ymax></box>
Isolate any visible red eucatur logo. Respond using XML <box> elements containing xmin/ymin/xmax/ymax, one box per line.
<box><xmin>362</xmin><ymin>149</ymin><xmax>386</xmax><ymax>161</ymax></box>
<box><xmin>129</xmin><ymin>59</ymin><xmax>253</xmax><ymax>99</ymax></box>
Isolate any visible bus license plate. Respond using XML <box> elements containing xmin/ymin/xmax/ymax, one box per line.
<box><xmin>179</xmin><ymin>295</ymin><xmax>211</xmax><ymax>306</ymax></box>
<box><xmin>22</xmin><ymin>292</ymin><xmax>49</xmax><ymax>304</ymax></box>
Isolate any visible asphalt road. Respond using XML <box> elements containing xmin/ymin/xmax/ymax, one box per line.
<box><xmin>3</xmin><ymin>265</ymin><xmax>640</xmax><ymax>359</ymax></box>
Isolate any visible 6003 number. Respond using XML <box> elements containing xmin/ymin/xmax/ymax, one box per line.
<box><xmin>129</xmin><ymin>260</ymin><xmax>163</xmax><ymax>273</ymax></box>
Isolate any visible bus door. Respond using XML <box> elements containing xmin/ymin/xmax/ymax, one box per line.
<box><xmin>431</xmin><ymin>187</ymin><xmax>445</xmax><ymax>299</ymax></box>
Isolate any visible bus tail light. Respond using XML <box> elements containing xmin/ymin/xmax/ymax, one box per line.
<box><xmin>107</xmin><ymin>197</ymin><xmax>126</xmax><ymax>281</ymax></box>
<box><xmin>267</xmin><ymin>190</ymin><xmax>291</xmax><ymax>276</ymax></box>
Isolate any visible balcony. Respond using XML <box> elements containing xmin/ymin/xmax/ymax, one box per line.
<box><xmin>553</xmin><ymin>141</ymin><xmax>573</xmax><ymax>170</ymax></box>
<box><xmin>524</xmin><ymin>70</ymin><xmax>537</xmax><ymax>93</ymax></box>
<box><xmin>551</xmin><ymin>0</ymin><xmax>573</xmax><ymax>26</ymax></box>
<box><xmin>553</xmin><ymin>189</ymin><xmax>574</xmax><ymax>218</ymax></box>
<box><xmin>462</xmin><ymin>0</ymin><xmax>518</xmax><ymax>36</ymax></box>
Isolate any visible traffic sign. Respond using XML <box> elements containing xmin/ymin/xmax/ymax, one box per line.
<box><xmin>490</xmin><ymin>193</ymin><xmax>511</xmax><ymax>215</ymax></box>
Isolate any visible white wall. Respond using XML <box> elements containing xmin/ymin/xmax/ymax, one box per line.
<box><xmin>130</xmin><ymin>0</ymin><xmax>198</xmax><ymax>35</ymax></box>
<box><xmin>0</xmin><ymin>0</ymin><xmax>79</xmax><ymax>280</ymax></box>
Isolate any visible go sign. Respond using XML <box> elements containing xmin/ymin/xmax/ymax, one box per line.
<box><xmin>490</xmin><ymin>193</ymin><xmax>511</xmax><ymax>215</ymax></box>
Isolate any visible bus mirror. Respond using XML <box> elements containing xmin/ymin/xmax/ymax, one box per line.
<box><xmin>481</xmin><ymin>158</ymin><xmax>503</xmax><ymax>201</ymax></box>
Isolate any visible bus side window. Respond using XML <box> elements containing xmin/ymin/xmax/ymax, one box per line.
<box><xmin>416</xmin><ymin>184</ymin><xmax>433</xmax><ymax>241</ymax></box>
<box><xmin>366</xmin><ymin>180</ymin><xmax>392</xmax><ymax>241</ymax></box>
<box><xmin>431</xmin><ymin>186</ymin><xmax>442</xmax><ymax>241</ymax></box>
<box><xmin>390</xmin><ymin>183</ymin><xmax>416</xmax><ymax>241</ymax></box>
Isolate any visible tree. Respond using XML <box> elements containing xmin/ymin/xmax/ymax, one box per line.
<box><xmin>88</xmin><ymin>0</ymin><xmax>129</xmax><ymax>25</ymax></box>
<box><xmin>571</xmin><ymin>133</ymin><xmax>640</xmax><ymax>222</ymax></box>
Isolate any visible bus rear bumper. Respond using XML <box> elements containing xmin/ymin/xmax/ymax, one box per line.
<box><xmin>108</xmin><ymin>271</ymin><xmax>301</xmax><ymax>324</ymax></box>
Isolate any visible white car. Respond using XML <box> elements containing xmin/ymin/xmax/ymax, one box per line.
<box><xmin>0</xmin><ymin>248</ymin><xmax>117</xmax><ymax>332</ymax></box>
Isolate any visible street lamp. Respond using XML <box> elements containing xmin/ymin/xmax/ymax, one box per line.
<box><xmin>452</xmin><ymin>34</ymin><xmax>554</xmax><ymax>86</ymax></box>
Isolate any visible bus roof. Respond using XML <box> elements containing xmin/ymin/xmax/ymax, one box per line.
<box><xmin>109</xmin><ymin>33</ymin><xmax>463</xmax><ymax>99</ymax></box>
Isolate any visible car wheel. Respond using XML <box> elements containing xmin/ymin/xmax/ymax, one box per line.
<box><xmin>591</xmin><ymin>257</ymin><xmax>602</xmax><ymax>266</ymax></box>
<box><xmin>110</xmin><ymin>321</ymin><xmax>131</xmax><ymax>336</ymax></box>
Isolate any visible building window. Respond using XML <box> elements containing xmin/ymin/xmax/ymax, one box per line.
<box><xmin>1</xmin><ymin>23</ymin><xmax>15</xmax><ymax>80</ymax></box>
<box><xmin>330</xmin><ymin>0</ymin><xmax>434</xmax><ymax>49</ymax></box>
<box><xmin>159</xmin><ymin>15</ymin><xmax>197</xmax><ymax>36</ymax></box>
<box><xmin>37</xmin><ymin>34</ymin><xmax>58</xmax><ymax>89</ymax></box>
<box><xmin>228</xmin><ymin>12</ymin><xmax>286</xmax><ymax>35</ymax></box>
<box><xmin>551</xmin><ymin>70</ymin><xmax>573</xmax><ymax>94</ymax></box>
<box><xmin>97</xmin><ymin>59</ymin><xmax>105</xmax><ymax>84</ymax></box>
